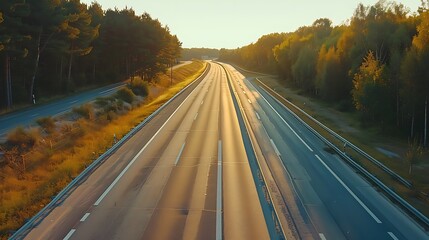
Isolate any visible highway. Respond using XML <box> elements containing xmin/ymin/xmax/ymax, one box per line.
<box><xmin>222</xmin><ymin>64</ymin><xmax>429</xmax><ymax>240</ymax></box>
<box><xmin>16</xmin><ymin>61</ymin><xmax>429</xmax><ymax>240</ymax></box>
<box><xmin>0</xmin><ymin>61</ymin><xmax>191</xmax><ymax>139</ymax></box>
<box><xmin>23</xmin><ymin>62</ymin><xmax>269</xmax><ymax>240</ymax></box>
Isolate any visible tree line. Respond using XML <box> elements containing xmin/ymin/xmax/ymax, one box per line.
<box><xmin>0</xmin><ymin>0</ymin><xmax>181</xmax><ymax>110</ymax></box>
<box><xmin>220</xmin><ymin>1</ymin><xmax>429</xmax><ymax>145</ymax></box>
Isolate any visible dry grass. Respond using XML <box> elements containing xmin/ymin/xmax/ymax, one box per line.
<box><xmin>0</xmin><ymin>61</ymin><xmax>206</xmax><ymax>239</ymax></box>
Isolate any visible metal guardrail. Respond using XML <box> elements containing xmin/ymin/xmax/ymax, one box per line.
<box><xmin>9</xmin><ymin>64</ymin><xmax>210</xmax><ymax>240</ymax></box>
<box><xmin>252</xmin><ymin>80</ymin><xmax>429</xmax><ymax>228</ymax></box>
<box><xmin>256</xmin><ymin>79</ymin><xmax>413</xmax><ymax>189</ymax></box>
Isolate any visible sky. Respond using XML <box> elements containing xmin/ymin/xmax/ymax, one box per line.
<box><xmin>81</xmin><ymin>0</ymin><xmax>421</xmax><ymax>49</ymax></box>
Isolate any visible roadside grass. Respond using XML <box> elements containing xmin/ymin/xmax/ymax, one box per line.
<box><xmin>252</xmin><ymin>76</ymin><xmax>429</xmax><ymax>218</ymax></box>
<box><xmin>0</xmin><ymin>60</ymin><xmax>206</xmax><ymax>239</ymax></box>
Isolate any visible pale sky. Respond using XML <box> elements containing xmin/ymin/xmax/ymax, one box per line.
<box><xmin>81</xmin><ymin>1</ymin><xmax>421</xmax><ymax>49</ymax></box>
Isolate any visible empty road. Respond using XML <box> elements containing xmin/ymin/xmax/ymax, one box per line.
<box><xmin>23</xmin><ymin>62</ymin><xmax>269</xmax><ymax>240</ymax></box>
<box><xmin>223</xmin><ymin>63</ymin><xmax>429</xmax><ymax>240</ymax></box>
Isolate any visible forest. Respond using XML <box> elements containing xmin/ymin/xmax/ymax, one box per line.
<box><xmin>219</xmin><ymin>1</ymin><xmax>429</xmax><ymax>145</ymax></box>
<box><xmin>180</xmin><ymin>48</ymin><xmax>219</xmax><ymax>61</ymax></box>
<box><xmin>0</xmin><ymin>0</ymin><xmax>181</xmax><ymax>110</ymax></box>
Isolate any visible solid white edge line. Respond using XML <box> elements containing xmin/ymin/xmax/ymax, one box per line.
<box><xmin>319</xmin><ymin>233</ymin><xmax>327</xmax><ymax>240</ymax></box>
<box><xmin>175</xmin><ymin>142</ymin><xmax>186</xmax><ymax>166</ymax></box>
<box><xmin>93</xmin><ymin>77</ymin><xmax>201</xmax><ymax>206</ymax></box>
<box><xmin>387</xmin><ymin>232</ymin><xmax>399</xmax><ymax>240</ymax></box>
<box><xmin>315</xmin><ymin>154</ymin><xmax>382</xmax><ymax>223</ymax></box>
<box><xmin>63</xmin><ymin>229</ymin><xmax>76</xmax><ymax>240</ymax></box>
<box><xmin>258</xmin><ymin>90</ymin><xmax>313</xmax><ymax>152</ymax></box>
<box><xmin>216</xmin><ymin>140</ymin><xmax>223</xmax><ymax>240</ymax></box>
<box><xmin>80</xmin><ymin>213</ymin><xmax>90</xmax><ymax>222</ymax></box>
<box><xmin>270</xmin><ymin>139</ymin><xmax>281</xmax><ymax>157</ymax></box>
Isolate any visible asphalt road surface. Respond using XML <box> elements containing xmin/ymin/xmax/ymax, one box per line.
<box><xmin>24</xmin><ymin>62</ymin><xmax>269</xmax><ymax>240</ymax></box>
<box><xmin>0</xmin><ymin>61</ymin><xmax>191</xmax><ymax>139</ymax></box>
<box><xmin>222</xmin><ymin>63</ymin><xmax>429</xmax><ymax>240</ymax></box>
<box><xmin>18</xmin><ymin>61</ymin><xmax>429</xmax><ymax>240</ymax></box>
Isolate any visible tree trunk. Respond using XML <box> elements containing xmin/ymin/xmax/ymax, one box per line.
<box><xmin>5</xmin><ymin>55</ymin><xmax>12</xmax><ymax>109</ymax></box>
<box><xmin>92</xmin><ymin>62</ymin><xmax>96</xmax><ymax>82</ymax></box>
<box><xmin>67</xmin><ymin>51</ymin><xmax>73</xmax><ymax>91</ymax></box>
<box><xmin>30</xmin><ymin>27</ymin><xmax>43</xmax><ymax>103</ymax></box>
<box><xmin>424</xmin><ymin>97</ymin><xmax>428</xmax><ymax>148</ymax></box>
<box><xmin>411</xmin><ymin>108</ymin><xmax>415</xmax><ymax>139</ymax></box>
<box><xmin>60</xmin><ymin>57</ymin><xmax>64</xmax><ymax>90</ymax></box>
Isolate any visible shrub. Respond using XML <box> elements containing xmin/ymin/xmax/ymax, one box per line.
<box><xmin>72</xmin><ymin>104</ymin><xmax>95</xmax><ymax>120</ymax></box>
<box><xmin>130</xmin><ymin>79</ymin><xmax>149</xmax><ymax>96</ymax></box>
<box><xmin>6</xmin><ymin>127</ymin><xmax>39</xmax><ymax>149</ymax></box>
<box><xmin>116</xmin><ymin>88</ymin><xmax>135</xmax><ymax>103</ymax></box>
<box><xmin>36</xmin><ymin>117</ymin><xmax>56</xmax><ymax>133</ymax></box>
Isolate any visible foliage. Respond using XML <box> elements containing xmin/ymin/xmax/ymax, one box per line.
<box><xmin>219</xmin><ymin>1</ymin><xmax>428</xmax><ymax>141</ymax></box>
<box><xmin>0</xmin><ymin>61</ymin><xmax>205</xmax><ymax>238</ymax></box>
<box><xmin>352</xmin><ymin>51</ymin><xmax>390</xmax><ymax>123</ymax></box>
<box><xmin>72</xmin><ymin>104</ymin><xmax>94</xmax><ymax>120</ymax></box>
<box><xmin>116</xmin><ymin>88</ymin><xmax>135</xmax><ymax>103</ymax></box>
<box><xmin>130</xmin><ymin>78</ymin><xmax>149</xmax><ymax>96</ymax></box>
<box><xmin>406</xmin><ymin>140</ymin><xmax>423</xmax><ymax>175</ymax></box>
<box><xmin>6</xmin><ymin>127</ymin><xmax>39</xmax><ymax>150</ymax></box>
<box><xmin>0</xmin><ymin>1</ymin><xmax>181</xmax><ymax>109</ymax></box>
<box><xmin>180</xmin><ymin>48</ymin><xmax>219</xmax><ymax>60</ymax></box>
<box><xmin>36</xmin><ymin>117</ymin><xmax>56</xmax><ymax>134</ymax></box>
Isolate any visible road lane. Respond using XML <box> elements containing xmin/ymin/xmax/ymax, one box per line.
<box><xmin>23</xmin><ymin>62</ymin><xmax>270</xmax><ymax>240</ymax></box>
<box><xmin>219</xmin><ymin>68</ymin><xmax>270</xmax><ymax>239</ymax></box>
<box><xmin>222</xmin><ymin>63</ymin><xmax>429</xmax><ymax>240</ymax></box>
<box><xmin>141</xmin><ymin>64</ymin><xmax>221</xmax><ymax>239</ymax></box>
<box><xmin>23</xmin><ymin>62</ymin><xmax>212</xmax><ymax>240</ymax></box>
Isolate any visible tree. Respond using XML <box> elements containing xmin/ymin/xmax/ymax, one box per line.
<box><xmin>406</xmin><ymin>140</ymin><xmax>423</xmax><ymax>175</ymax></box>
<box><xmin>352</xmin><ymin>51</ymin><xmax>391</xmax><ymax>124</ymax></box>
<box><xmin>24</xmin><ymin>0</ymin><xmax>65</xmax><ymax>103</ymax></box>
<box><xmin>61</xmin><ymin>0</ymin><xmax>98</xmax><ymax>92</ymax></box>
<box><xmin>0</xmin><ymin>1</ymin><xmax>31</xmax><ymax>109</ymax></box>
<box><xmin>401</xmin><ymin>5</ymin><xmax>429</xmax><ymax>141</ymax></box>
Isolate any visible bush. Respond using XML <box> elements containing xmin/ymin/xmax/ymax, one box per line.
<box><xmin>72</xmin><ymin>104</ymin><xmax>95</xmax><ymax>120</ymax></box>
<box><xmin>130</xmin><ymin>79</ymin><xmax>149</xmax><ymax>96</ymax></box>
<box><xmin>116</xmin><ymin>88</ymin><xmax>135</xmax><ymax>103</ymax></box>
<box><xmin>36</xmin><ymin>117</ymin><xmax>56</xmax><ymax>133</ymax></box>
<box><xmin>7</xmin><ymin>127</ymin><xmax>39</xmax><ymax>149</ymax></box>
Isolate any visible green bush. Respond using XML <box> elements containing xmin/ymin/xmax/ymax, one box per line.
<box><xmin>130</xmin><ymin>79</ymin><xmax>149</xmax><ymax>96</ymax></box>
<box><xmin>72</xmin><ymin>104</ymin><xmax>95</xmax><ymax>120</ymax></box>
<box><xmin>116</xmin><ymin>88</ymin><xmax>135</xmax><ymax>103</ymax></box>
